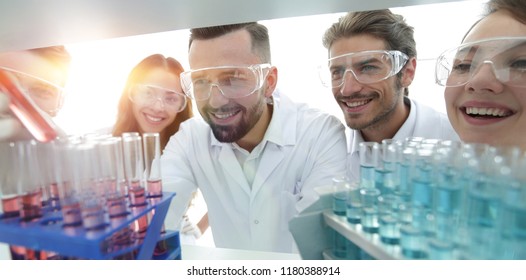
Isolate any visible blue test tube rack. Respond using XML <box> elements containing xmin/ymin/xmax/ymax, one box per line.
<box><xmin>0</xmin><ymin>192</ymin><xmax>180</xmax><ymax>260</ymax></box>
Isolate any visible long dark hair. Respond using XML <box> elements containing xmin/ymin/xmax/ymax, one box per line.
<box><xmin>112</xmin><ymin>54</ymin><xmax>193</xmax><ymax>150</ymax></box>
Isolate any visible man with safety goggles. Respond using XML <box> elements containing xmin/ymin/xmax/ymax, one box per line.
<box><xmin>0</xmin><ymin>46</ymin><xmax>71</xmax><ymax>141</ymax></box>
<box><xmin>162</xmin><ymin>22</ymin><xmax>347</xmax><ymax>253</ymax></box>
<box><xmin>321</xmin><ymin>9</ymin><xmax>459</xmax><ymax>182</ymax></box>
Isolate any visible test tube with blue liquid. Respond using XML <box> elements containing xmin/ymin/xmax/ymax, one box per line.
<box><xmin>332</xmin><ymin>176</ymin><xmax>348</xmax><ymax>216</ymax></box>
<box><xmin>378</xmin><ymin>194</ymin><xmax>401</xmax><ymax>245</ymax></box>
<box><xmin>399</xmin><ymin>206</ymin><xmax>429</xmax><ymax>259</ymax></box>
<box><xmin>464</xmin><ymin>147</ymin><xmax>503</xmax><ymax>259</ymax></box>
<box><xmin>380</xmin><ymin>139</ymin><xmax>402</xmax><ymax>196</ymax></box>
<box><xmin>395</xmin><ymin>146</ymin><xmax>416</xmax><ymax>203</ymax></box>
<box><xmin>360</xmin><ymin>187</ymin><xmax>380</xmax><ymax>234</ymax></box>
<box><xmin>432</xmin><ymin>144</ymin><xmax>463</xmax><ymax>245</ymax></box>
<box><xmin>498</xmin><ymin>157</ymin><xmax>526</xmax><ymax>259</ymax></box>
<box><xmin>410</xmin><ymin>148</ymin><xmax>435</xmax><ymax>211</ymax></box>
<box><xmin>359</xmin><ymin>142</ymin><xmax>379</xmax><ymax>189</ymax></box>
<box><xmin>346</xmin><ymin>181</ymin><xmax>362</xmax><ymax>224</ymax></box>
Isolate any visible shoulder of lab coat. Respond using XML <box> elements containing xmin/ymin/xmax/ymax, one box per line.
<box><xmin>410</xmin><ymin>98</ymin><xmax>460</xmax><ymax>141</ymax></box>
<box><xmin>276</xmin><ymin>93</ymin><xmax>348</xmax><ymax>212</ymax></box>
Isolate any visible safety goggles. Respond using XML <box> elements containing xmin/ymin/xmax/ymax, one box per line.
<box><xmin>436</xmin><ymin>37</ymin><xmax>526</xmax><ymax>88</ymax></box>
<box><xmin>180</xmin><ymin>63</ymin><xmax>271</xmax><ymax>101</ymax></box>
<box><xmin>319</xmin><ymin>50</ymin><xmax>409</xmax><ymax>88</ymax></box>
<box><xmin>0</xmin><ymin>66</ymin><xmax>65</xmax><ymax>115</ymax></box>
<box><xmin>128</xmin><ymin>84</ymin><xmax>187</xmax><ymax>112</ymax></box>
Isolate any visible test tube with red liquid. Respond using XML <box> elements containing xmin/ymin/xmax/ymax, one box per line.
<box><xmin>143</xmin><ymin>132</ymin><xmax>167</xmax><ymax>255</ymax></box>
<box><xmin>98</xmin><ymin>137</ymin><xmax>135</xmax><ymax>259</ymax></box>
<box><xmin>122</xmin><ymin>134</ymin><xmax>149</xmax><ymax>241</ymax></box>
<box><xmin>0</xmin><ymin>142</ymin><xmax>25</xmax><ymax>259</ymax></box>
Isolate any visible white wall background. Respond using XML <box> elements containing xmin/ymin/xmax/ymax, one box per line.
<box><xmin>55</xmin><ymin>0</ymin><xmax>487</xmax><ymax>135</ymax></box>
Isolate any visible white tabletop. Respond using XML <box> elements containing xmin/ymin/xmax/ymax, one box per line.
<box><xmin>181</xmin><ymin>244</ymin><xmax>301</xmax><ymax>260</ymax></box>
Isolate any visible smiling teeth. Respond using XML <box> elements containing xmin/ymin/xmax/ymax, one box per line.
<box><xmin>345</xmin><ymin>100</ymin><xmax>369</xmax><ymax>108</ymax></box>
<box><xmin>146</xmin><ymin>115</ymin><xmax>162</xmax><ymax>122</ymax></box>
<box><xmin>214</xmin><ymin>112</ymin><xmax>236</xmax><ymax>119</ymax></box>
<box><xmin>466</xmin><ymin>107</ymin><xmax>510</xmax><ymax>117</ymax></box>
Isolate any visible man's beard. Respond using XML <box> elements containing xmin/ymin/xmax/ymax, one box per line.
<box><xmin>202</xmin><ymin>95</ymin><xmax>265</xmax><ymax>143</ymax></box>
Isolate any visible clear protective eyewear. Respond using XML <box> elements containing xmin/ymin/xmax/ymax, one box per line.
<box><xmin>436</xmin><ymin>37</ymin><xmax>526</xmax><ymax>88</ymax></box>
<box><xmin>180</xmin><ymin>63</ymin><xmax>271</xmax><ymax>101</ymax></box>
<box><xmin>0</xmin><ymin>66</ymin><xmax>65</xmax><ymax>115</ymax></box>
<box><xmin>319</xmin><ymin>50</ymin><xmax>409</xmax><ymax>88</ymax></box>
<box><xmin>128</xmin><ymin>84</ymin><xmax>188</xmax><ymax>112</ymax></box>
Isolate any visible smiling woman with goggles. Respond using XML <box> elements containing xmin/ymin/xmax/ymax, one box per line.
<box><xmin>128</xmin><ymin>84</ymin><xmax>188</xmax><ymax>112</ymax></box>
<box><xmin>436</xmin><ymin>37</ymin><xmax>526</xmax><ymax>88</ymax></box>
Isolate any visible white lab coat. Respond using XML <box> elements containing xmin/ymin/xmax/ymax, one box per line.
<box><xmin>161</xmin><ymin>93</ymin><xmax>347</xmax><ymax>253</ymax></box>
<box><xmin>347</xmin><ymin>97</ymin><xmax>460</xmax><ymax>182</ymax></box>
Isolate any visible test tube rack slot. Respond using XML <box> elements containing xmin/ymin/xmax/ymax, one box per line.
<box><xmin>323</xmin><ymin>210</ymin><xmax>401</xmax><ymax>260</ymax></box>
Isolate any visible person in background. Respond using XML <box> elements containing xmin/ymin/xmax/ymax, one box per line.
<box><xmin>111</xmin><ymin>54</ymin><xmax>208</xmax><ymax>243</ymax></box>
<box><xmin>112</xmin><ymin>54</ymin><xmax>192</xmax><ymax>149</ymax></box>
<box><xmin>0</xmin><ymin>46</ymin><xmax>71</xmax><ymax>141</ymax></box>
<box><xmin>161</xmin><ymin>22</ymin><xmax>347</xmax><ymax>253</ymax></box>
<box><xmin>0</xmin><ymin>46</ymin><xmax>71</xmax><ymax>259</ymax></box>
<box><xmin>321</xmin><ymin>9</ymin><xmax>459</xmax><ymax>182</ymax></box>
<box><xmin>438</xmin><ymin>0</ymin><xmax>526</xmax><ymax>149</ymax></box>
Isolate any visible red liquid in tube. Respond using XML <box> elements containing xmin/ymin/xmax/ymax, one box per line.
<box><xmin>0</xmin><ymin>69</ymin><xmax>59</xmax><ymax>142</ymax></box>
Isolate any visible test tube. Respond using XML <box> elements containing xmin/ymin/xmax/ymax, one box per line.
<box><xmin>465</xmin><ymin>145</ymin><xmax>506</xmax><ymax>259</ymax></box>
<box><xmin>331</xmin><ymin>176</ymin><xmax>348</xmax><ymax>216</ymax></box>
<box><xmin>360</xmin><ymin>187</ymin><xmax>380</xmax><ymax>233</ymax></box>
<box><xmin>399</xmin><ymin>216</ymin><xmax>428</xmax><ymax>259</ymax></box>
<box><xmin>122</xmin><ymin>134</ymin><xmax>146</xmax><ymax>206</ymax></box>
<box><xmin>432</xmin><ymin>146</ymin><xmax>462</xmax><ymax>242</ymax></box>
<box><xmin>346</xmin><ymin>181</ymin><xmax>362</xmax><ymax>224</ymax></box>
<box><xmin>359</xmin><ymin>142</ymin><xmax>379</xmax><ymax>189</ymax></box>
<box><xmin>122</xmin><ymin>134</ymin><xmax>149</xmax><ymax>241</ymax></box>
<box><xmin>5</xmin><ymin>140</ymin><xmax>47</xmax><ymax>259</ymax></box>
<box><xmin>143</xmin><ymin>133</ymin><xmax>163</xmax><ymax>197</ymax></box>
<box><xmin>331</xmin><ymin>229</ymin><xmax>352</xmax><ymax>259</ymax></box>
<box><xmin>0</xmin><ymin>142</ymin><xmax>25</xmax><ymax>259</ymax></box>
<box><xmin>15</xmin><ymin>140</ymin><xmax>44</xmax><ymax>222</ymax></box>
<box><xmin>58</xmin><ymin>142</ymin><xmax>83</xmax><ymax>227</ymax></box>
<box><xmin>373</xmin><ymin>143</ymin><xmax>389</xmax><ymax>194</ymax></box>
<box><xmin>395</xmin><ymin>146</ymin><xmax>416</xmax><ymax>202</ymax></box>
<box><xmin>42</xmin><ymin>139</ymin><xmax>69</xmax><ymax>211</ymax></box>
<box><xmin>0</xmin><ymin>142</ymin><xmax>21</xmax><ymax>219</ymax></box>
<box><xmin>97</xmin><ymin>137</ymin><xmax>128</xmax><ymax>216</ymax></box>
<box><xmin>73</xmin><ymin>143</ymin><xmax>107</xmax><ymax>231</ymax></box>
<box><xmin>143</xmin><ymin>132</ymin><xmax>168</xmax><ymax>255</ymax></box>
<box><xmin>410</xmin><ymin>148</ymin><xmax>434</xmax><ymax>210</ymax></box>
<box><xmin>378</xmin><ymin>194</ymin><xmax>401</xmax><ymax>245</ymax></box>
<box><xmin>98</xmin><ymin>138</ymin><xmax>135</xmax><ymax>259</ymax></box>
<box><xmin>498</xmin><ymin>153</ymin><xmax>526</xmax><ymax>260</ymax></box>
<box><xmin>381</xmin><ymin>140</ymin><xmax>402</xmax><ymax>195</ymax></box>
